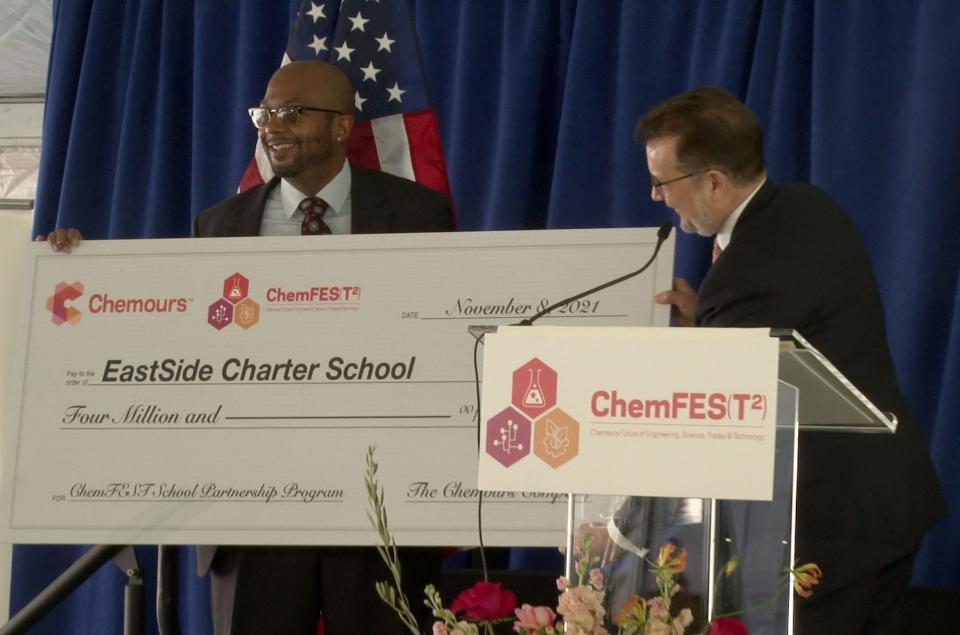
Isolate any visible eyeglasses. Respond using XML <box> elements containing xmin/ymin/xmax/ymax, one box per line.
<box><xmin>651</xmin><ymin>170</ymin><xmax>707</xmax><ymax>191</ymax></box>
<box><xmin>247</xmin><ymin>105</ymin><xmax>346</xmax><ymax>129</ymax></box>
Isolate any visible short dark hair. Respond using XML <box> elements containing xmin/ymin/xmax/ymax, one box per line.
<box><xmin>635</xmin><ymin>86</ymin><xmax>765</xmax><ymax>184</ymax></box>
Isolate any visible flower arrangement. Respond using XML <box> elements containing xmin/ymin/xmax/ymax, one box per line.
<box><xmin>364</xmin><ymin>446</ymin><xmax>820</xmax><ymax>635</ymax></box>
<box><xmin>426</xmin><ymin>581</ymin><xmax>518</xmax><ymax>634</ymax></box>
<box><xmin>605</xmin><ymin>542</ymin><xmax>694</xmax><ymax>635</ymax></box>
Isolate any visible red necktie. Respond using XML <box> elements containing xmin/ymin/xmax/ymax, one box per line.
<box><xmin>712</xmin><ymin>238</ymin><xmax>723</xmax><ymax>263</ymax></box>
<box><xmin>299</xmin><ymin>197</ymin><xmax>332</xmax><ymax>235</ymax></box>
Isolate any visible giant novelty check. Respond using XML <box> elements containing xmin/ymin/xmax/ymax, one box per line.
<box><xmin>0</xmin><ymin>228</ymin><xmax>673</xmax><ymax>545</ymax></box>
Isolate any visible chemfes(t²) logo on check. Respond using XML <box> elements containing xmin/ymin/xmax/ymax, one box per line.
<box><xmin>208</xmin><ymin>273</ymin><xmax>260</xmax><ymax>330</ymax></box>
<box><xmin>486</xmin><ymin>357</ymin><xmax>580</xmax><ymax>469</ymax></box>
<box><xmin>46</xmin><ymin>281</ymin><xmax>84</xmax><ymax>325</ymax></box>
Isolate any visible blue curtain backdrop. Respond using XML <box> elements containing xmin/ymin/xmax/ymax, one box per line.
<box><xmin>18</xmin><ymin>1</ymin><xmax>959</xmax><ymax>632</ymax></box>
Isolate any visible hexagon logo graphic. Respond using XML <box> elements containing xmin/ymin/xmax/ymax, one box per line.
<box><xmin>208</xmin><ymin>298</ymin><xmax>233</xmax><ymax>330</ymax></box>
<box><xmin>223</xmin><ymin>273</ymin><xmax>249</xmax><ymax>304</ymax></box>
<box><xmin>234</xmin><ymin>298</ymin><xmax>260</xmax><ymax>329</ymax></box>
<box><xmin>534</xmin><ymin>408</ymin><xmax>580</xmax><ymax>468</ymax></box>
<box><xmin>210</xmin><ymin>272</ymin><xmax>259</xmax><ymax>330</ymax></box>
<box><xmin>511</xmin><ymin>358</ymin><xmax>557</xmax><ymax>418</ymax></box>
<box><xmin>485</xmin><ymin>407</ymin><xmax>531</xmax><ymax>467</ymax></box>
<box><xmin>46</xmin><ymin>281</ymin><xmax>84</xmax><ymax>326</ymax></box>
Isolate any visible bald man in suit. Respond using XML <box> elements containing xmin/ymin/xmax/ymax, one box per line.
<box><xmin>194</xmin><ymin>60</ymin><xmax>452</xmax><ymax>635</ymax></box>
<box><xmin>45</xmin><ymin>60</ymin><xmax>453</xmax><ymax>634</ymax></box>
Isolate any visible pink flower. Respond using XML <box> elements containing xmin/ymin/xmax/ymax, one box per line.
<box><xmin>557</xmin><ymin>584</ymin><xmax>608</xmax><ymax>634</ymax></box>
<box><xmin>646</xmin><ymin>596</ymin><xmax>668</xmax><ymax>618</ymax></box>
<box><xmin>450</xmin><ymin>581</ymin><xmax>518</xmax><ymax>621</ymax></box>
<box><xmin>556</xmin><ymin>576</ymin><xmax>571</xmax><ymax>591</ymax></box>
<box><xmin>645</xmin><ymin>598</ymin><xmax>692</xmax><ymax>635</ymax></box>
<box><xmin>589</xmin><ymin>568</ymin><xmax>604</xmax><ymax>590</ymax></box>
<box><xmin>433</xmin><ymin>622</ymin><xmax>450</xmax><ymax>635</ymax></box>
<box><xmin>513</xmin><ymin>603</ymin><xmax>557</xmax><ymax>631</ymax></box>
<box><xmin>673</xmin><ymin>608</ymin><xmax>694</xmax><ymax>632</ymax></box>
<box><xmin>706</xmin><ymin>616</ymin><xmax>749</xmax><ymax>635</ymax></box>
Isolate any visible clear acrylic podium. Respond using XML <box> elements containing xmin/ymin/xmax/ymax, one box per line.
<box><xmin>567</xmin><ymin>329</ymin><xmax>896</xmax><ymax>634</ymax></box>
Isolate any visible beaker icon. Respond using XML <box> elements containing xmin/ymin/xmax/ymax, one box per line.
<box><xmin>522</xmin><ymin>368</ymin><xmax>545</xmax><ymax>407</ymax></box>
<box><xmin>228</xmin><ymin>277</ymin><xmax>242</xmax><ymax>299</ymax></box>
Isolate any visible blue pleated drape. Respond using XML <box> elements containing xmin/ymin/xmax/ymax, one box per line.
<box><xmin>19</xmin><ymin>1</ymin><xmax>960</xmax><ymax>632</ymax></box>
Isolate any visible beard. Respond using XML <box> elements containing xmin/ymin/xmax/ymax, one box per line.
<box><xmin>677</xmin><ymin>197</ymin><xmax>721</xmax><ymax>236</ymax></box>
<box><xmin>263</xmin><ymin>134</ymin><xmax>334</xmax><ymax>179</ymax></box>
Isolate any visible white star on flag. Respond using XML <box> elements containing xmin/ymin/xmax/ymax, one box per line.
<box><xmin>349</xmin><ymin>11</ymin><xmax>370</xmax><ymax>32</ymax></box>
<box><xmin>355</xmin><ymin>91</ymin><xmax>367</xmax><ymax>112</ymax></box>
<box><xmin>375</xmin><ymin>32</ymin><xmax>395</xmax><ymax>53</ymax></box>
<box><xmin>360</xmin><ymin>61</ymin><xmax>381</xmax><ymax>82</ymax></box>
<box><xmin>386</xmin><ymin>82</ymin><xmax>404</xmax><ymax>102</ymax></box>
<box><xmin>308</xmin><ymin>35</ymin><xmax>327</xmax><ymax>54</ymax></box>
<box><xmin>306</xmin><ymin>2</ymin><xmax>325</xmax><ymax>21</ymax></box>
<box><xmin>334</xmin><ymin>41</ymin><xmax>355</xmax><ymax>62</ymax></box>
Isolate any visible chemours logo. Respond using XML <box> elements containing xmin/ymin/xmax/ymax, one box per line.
<box><xmin>46</xmin><ymin>281</ymin><xmax>84</xmax><ymax>325</ymax></box>
<box><xmin>46</xmin><ymin>281</ymin><xmax>190</xmax><ymax>326</ymax></box>
<box><xmin>485</xmin><ymin>358</ymin><xmax>580</xmax><ymax>469</ymax></box>
<box><xmin>208</xmin><ymin>273</ymin><xmax>260</xmax><ymax>330</ymax></box>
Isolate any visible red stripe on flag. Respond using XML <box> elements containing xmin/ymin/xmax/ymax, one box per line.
<box><xmin>347</xmin><ymin>121</ymin><xmax>382</xmax><ymax>171</ymax></box>
<box><xmin>238</xmin><ymin>156</ymin><xmax>265</xmax><ymax>192</ymax></box>
<box><xmin>404</xmin><ymin>109</ymin><xmax>453</xmax><ymax>203</ymax></box>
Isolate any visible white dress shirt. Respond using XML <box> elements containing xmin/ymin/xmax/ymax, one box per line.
<box><xmin>259</xmin><ymin>162</ymin><xmax>353</xmax><ymax>236</ymax></box>
<box><xmin>715</xmin><ymin>179</ymin><xmax>766</xmax><ymax>250</ymax></box>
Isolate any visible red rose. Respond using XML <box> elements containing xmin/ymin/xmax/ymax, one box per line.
<box><xmin>707</xmin><ymin>616</ymin><xmax>749</xmax><ymax>635</ymax></box>
<box><xmin>450</xmin><ymin>581</ymin><xmax>517</xmax><ymax>621</ymax></box>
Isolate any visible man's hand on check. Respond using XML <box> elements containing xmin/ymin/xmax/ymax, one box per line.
<box><xmin>654</xmin><ymin>276</ymin><xmax>697</xmax><ymax>327</ymax></box>
<box><xmin>36</xmin><ymin>227</ymin><xmax>83</xmax><ymax>253</ymax></box>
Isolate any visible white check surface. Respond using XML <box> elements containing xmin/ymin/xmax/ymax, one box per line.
<box><xmin>0</xmin><ymin>228</ymin><xmax>673</xmax><ymax>545</ymax></box>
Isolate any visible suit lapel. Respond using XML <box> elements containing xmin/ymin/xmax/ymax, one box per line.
<box><xmin>227</xmin><ymin>178</ymin><xmax>280</xmax><ymax>236</ymax></box>
<box><xmin>350</xmin><ymin>164</ymin><xmax>392</xmax><ymax>234</ymax></box>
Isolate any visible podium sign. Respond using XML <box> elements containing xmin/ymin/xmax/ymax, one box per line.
<box><xmin>478</xmin><ymin>327</ymin><xmax>779</xmax><ymax>500</ymax></box>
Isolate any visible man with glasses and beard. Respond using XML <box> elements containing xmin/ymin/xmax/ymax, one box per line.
<box><xmin>644</xmin><ymin>86</ymin><xmax>942</xmax><ymax>633</ymax></box>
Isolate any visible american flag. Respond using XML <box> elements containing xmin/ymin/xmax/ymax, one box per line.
<box><xmin>239</xmin><ymin>0</ymin><xmax>453</xmax><ymax>206</ymax></box>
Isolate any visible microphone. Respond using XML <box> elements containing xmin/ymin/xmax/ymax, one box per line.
<box><xmin>516</xmin><ymin>220</ymin><xmax>674</xmax><ymax>326</ymax></box>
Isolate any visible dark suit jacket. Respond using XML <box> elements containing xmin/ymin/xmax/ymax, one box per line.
<box><xmin>193</xmin><ymin>163</ymin><xmax>453</xmax><ymax>577</ymax></box>
<box><xmin>696</xmin><ymin>180</ymin><xmax>944</xmax><ymax>593</ymax></box>
<box><xmin>193</xmin><ymin>163</ymin><xmax>454</xmax><ymax>238</ymax></box>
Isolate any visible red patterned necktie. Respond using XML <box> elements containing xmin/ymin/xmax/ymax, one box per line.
<box><xmin>712</xmin><ymin>238</ymin><xmax>723</xmax><ymax>263</ymax></box>
<box><xmin>299</xmin><ymin>197</ymin><xmax>332</xmax><ymax>235</ymax></box>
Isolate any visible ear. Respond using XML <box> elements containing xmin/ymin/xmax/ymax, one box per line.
<box><xmin>707</xmin><ymin>170</ymin><xmax>727</xmax><ymax>198</ymax></box>
<box><xmin>334</xmin><ymin>114</ymin><xmax>354</xmax><ymax>144</ymax></box>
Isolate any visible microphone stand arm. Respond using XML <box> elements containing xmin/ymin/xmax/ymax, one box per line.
<box><xmin>518</xmin><ymin>222</ymin><xmax>673</xmax><ymax>326</ymax></box>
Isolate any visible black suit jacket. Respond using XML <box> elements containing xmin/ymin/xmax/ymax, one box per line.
<box><xmin>697</xmin><ymin>180</ymin><xmax>944</xmax><ymax>593</ymax></box>
<box><xmin>193</xmin><ymin>164</ymin><xmax>453</xmax><ymax>577</ymax></box>
<box><xmin>193</xmin><ymin>163</ymin><xmax>454</xmax><ymax>238</ymax></box>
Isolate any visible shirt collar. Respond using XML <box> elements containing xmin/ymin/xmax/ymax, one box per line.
<box><xmin>715</xmin><ymin>178</ymin><xmax>765</xmax><ymax>250</ymax></box>
<box><xmin>279</xmin><ymin>161</ymin><xmax>352</xmax><ymax>220</ymax></box>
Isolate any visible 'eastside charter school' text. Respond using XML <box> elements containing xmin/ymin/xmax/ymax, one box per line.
<box><xmin>99</xmin><ymin>356</ymin><xmax>417</xmax><ymax>383</ymax></box>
